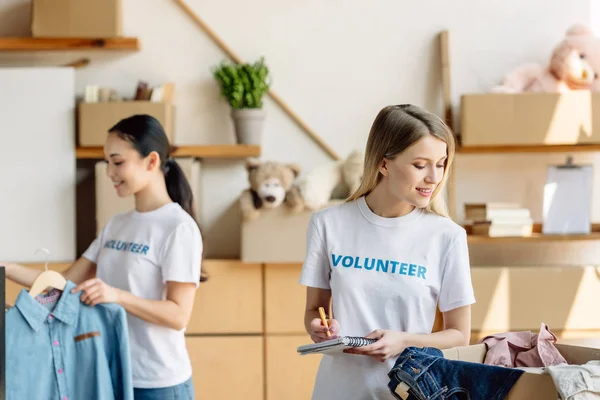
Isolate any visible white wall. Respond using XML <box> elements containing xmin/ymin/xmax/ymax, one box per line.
<box><xmin>0</xmin><ymin>0</ymin><xmax>594</xmax><ymax>257</ymax></box>
<box><xmin>0</xmin><ymin>67</ymin><xmax>76</xmax><ymax>262</ymax></box>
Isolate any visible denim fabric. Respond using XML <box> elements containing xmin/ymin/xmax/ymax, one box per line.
<box><xmin>133</xmin><ymin>377</ymin><xmax>195</xmax><ymax>400</ymax></box>
<box><xmin>6</xmin><ymin>280</ymin><xmax>133</xmax><ymax>400</ymax></box>
<box><xmin>388</xmin><ymin>347</ymin><xmax>524</xmax><ymax>400</ymax></box>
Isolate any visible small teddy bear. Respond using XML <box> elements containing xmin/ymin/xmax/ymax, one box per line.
<box><xmin>492</xmin><ymin>24</ymin><xmax>598</xmax><ymax>93</ymax></box>
<box><xmin>239</xmin><ymin>158</ymin><xmax>301</xmax><ymax>221</ymax></box>
<box><xmin>286</xmin><ymin>150</ymin><xmax>364</xmax><ymax>213</ymax></box>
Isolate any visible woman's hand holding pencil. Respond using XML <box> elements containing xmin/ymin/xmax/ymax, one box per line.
<box><xmin>308</xmin><ymin>306</ymin><xmax>340</xmax><ymax>343</ymax></box>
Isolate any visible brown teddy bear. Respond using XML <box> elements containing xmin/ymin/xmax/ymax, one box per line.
<box><xmin>239</xmin><ymin>158</ymin><xmax>301</xmax><ymax>221</ymax></box>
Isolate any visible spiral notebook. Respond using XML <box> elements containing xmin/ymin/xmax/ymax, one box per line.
<box><xmin>297</xmin><ymin>336</ymin><xmax>378</xmax><ymax>356</ymax></box>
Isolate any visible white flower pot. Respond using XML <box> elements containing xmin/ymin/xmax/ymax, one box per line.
<box><xmin>232</xmin><ymin>108</ymin><xmax>266</xmax><ymax>145</ymax></box>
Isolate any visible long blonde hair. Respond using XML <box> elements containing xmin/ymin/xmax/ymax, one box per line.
<box><xmin>347</xmin><ymin>104</ymin><xmax>456</xmax><ymax>217</ymax></box>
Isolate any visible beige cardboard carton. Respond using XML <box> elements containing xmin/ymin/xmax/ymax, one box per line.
<box><xmin>241</xmin><ymin>201</ymin><xmax>343</xmax><ymax>263</ymax></box>
<box><xmin>94</xmin><ymin>158</ymin><xmax>201</xmax><ymax>235</ymax></box>
<box><xmin>439</xmin><ymin>343</ymin><xmax>600</xmax><ymax>399</ymax></box>
<box><xmin>592</xmin><ymin>93</ymin><xmax>600</xmax><ymax>136</ymax></box>
<box><xmin>470</xmin><ymin>266</ymin><xmax>600</xmax><ymax>335</ymax></box>
<box><xmin>460</xmin><ymin>91</ymin><xmax>594</xmax><ymax>146</ymax></box>
<box><xmin>241</xmin><ymin>207</ymin><xmax>312</xmax><ymax>263</ymax></box>
<box><xmin>32</xmin><ymin>0</ymin><xmax>122</xmax><ymax>38</ymax></box>
<box><xmin>78</xmin><ymin>101</ymin><xmax>174</xmax><ymax>147</ymax></box>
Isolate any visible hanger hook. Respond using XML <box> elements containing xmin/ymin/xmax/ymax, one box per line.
<box><xmin>34</xmin><ymin>247</ymin><xmax>51</xmax><ymax>272</ymax></box>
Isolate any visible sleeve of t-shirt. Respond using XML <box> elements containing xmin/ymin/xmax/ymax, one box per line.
<box><xmin>298</xmin><ymin>214</ymin><xmax>331</xmax><ymax>289</ymax></box>
<box><xmin>438</xmin><ymin>230</ymin><xmax>476</xmax><ymax>313</ymax></box>
<box><xmin>82</xmin><ymin>223</ymin><xmax>109</xmax><ymax>263</ymax></box>
<box><xmin>160</xmin><ymin>222</ymin><xmax>203</xmax><ymax>288</ymax></box>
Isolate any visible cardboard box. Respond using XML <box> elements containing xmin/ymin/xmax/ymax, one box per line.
<box><xmin>241</xmin><ymin>201</ymin><xmax>343</xmax><ymax>263</ymax></box>
<box><xmin>470</xmin><ymin>266</ymin><xmax>600</xmax><ymax>334</ymax></box>
<box><xmin>441</xmin><ymin>343</ymin><xmax>600</xmax><ymax>399</ymax></box>
<box><xmin>460</xmin><ymin>91</ymin><xmax>594</xmax><ymax>146</ymax></box>
<box><xmin>32</xmin><ymin>0</ymin><xmax>122</xmax><ymax>38</ymax></box>
<box><xmin>94</xmin><ymin>158</ymin><xmax>201</xmax><ymax>234</ymax></box>
<box><xmin>78</xmin><ymin>101</ymin><xmax>174</xmax><ymax>147</ymax></box>
<box><xmin>241</xmin><ymin>207</ymin><xmax>312</xmax><ymax>263</ymax></box>
<box><xmin>593</xmin><ymin>93</ymin><xmax>600</xmax><ymax>134</ymax></box>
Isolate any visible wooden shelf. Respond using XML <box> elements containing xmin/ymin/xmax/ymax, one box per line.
<box><xmin>467</xmin><ymin>232</ymin><xmax>600</xmax><ymax>244</ymax></box>
<box><xmin>466</xmin><ymin>222</ymin><xmax>600</xmax><ymax>244</ymax></box>
<box><xmin>458</xmin><ymin>143</ymin><xmax>600</xmax><ymax>154</ymax></box>
<box><xmin>0</xmin><ymin>37</ymin><xmax>140</xmax><ymax>51</ymax></box>
<box><xmin>76</xmin><ymin>145</ymin><xmax>261</xmax><ymax>159</ymax></box>
<box><xmin>11</xmin><ymin>259</ymin><xmax>250</xmax><ymax>270</ymax></box>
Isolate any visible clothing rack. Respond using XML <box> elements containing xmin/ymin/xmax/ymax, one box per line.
<box><xmin>0</xmin><ymin>266</ymin><xmax>5</xmax><ymax>400</ymax></box>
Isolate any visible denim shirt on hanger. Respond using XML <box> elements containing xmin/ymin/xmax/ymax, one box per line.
<box><xmin>6</xmin><ymin>280</ymin><xmax>133</xmax><ymax>400</ymax></box>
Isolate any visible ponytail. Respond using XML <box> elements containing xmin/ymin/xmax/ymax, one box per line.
<box><xmin>163</xmin><ymin>159</ymin><xmax>208</xmax><ymax>282</ymax></box>
<box><xmin>163</xmin><ymin>158</ymin><xmax>196</xmax><ymax>221</ymax></box>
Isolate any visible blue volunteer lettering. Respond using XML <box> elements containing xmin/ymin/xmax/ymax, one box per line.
<box><xmin>331</xmin><ymin>253</ymin><xmax>426</xmax><ymax>280</ymax></box>
<box><xmin>104</xmin><ymin>239</ymin><xmax>150</xmax><ymax>255</ymax></box>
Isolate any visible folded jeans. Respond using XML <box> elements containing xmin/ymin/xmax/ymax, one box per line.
<box><xmin>388</xmin><ymin>347</ymin><xmax>524</xmax><ymax>400</ymax></box>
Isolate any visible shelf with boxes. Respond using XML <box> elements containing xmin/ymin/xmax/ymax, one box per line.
<box><xmin>439</xmin><ymin>28</ymin><xmax>600</xmax><ymax>249</ymax></box>
<box><xmin>1</xmin><ymin>0</ymin><xmax>139</xmax><ymax>53</ymax></box>
<box><xmin>77</xmin><ymin>83</ymin><xmax>261</xmax><ymax>159</ymax></box>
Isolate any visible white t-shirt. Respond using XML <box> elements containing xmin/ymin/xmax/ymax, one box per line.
<box><xmin>299</xmin><ymin>196</ymin><xmax>475</xmax><ymax>400</ymax></box>
<box><xmin>82</xmin><ymin>202</ymin><xmax>202</xmax><ymax>389</ymax></box>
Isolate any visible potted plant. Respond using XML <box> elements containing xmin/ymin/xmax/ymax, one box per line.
<box><xmin>212</xmin><ymin>57</ymin><xmax>270</xmax><ymax>145</ymax></box>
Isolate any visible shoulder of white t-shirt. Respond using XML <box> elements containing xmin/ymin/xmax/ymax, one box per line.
<box><xmin>420</xmin><ymin>210</ymin><xmax>466</xmax><ymax>237</ymax></box>
<box><xmin>167</xmin><ymin>204</ymin><xmax>197</xmax><ymax>225</ymax></box>
<box><xmin>310</xmin><ymin>199</ymin><xmax>354</xmax><ymax>222</ymax></box>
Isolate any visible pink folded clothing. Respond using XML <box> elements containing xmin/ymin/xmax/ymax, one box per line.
<box><xmin>479</xmin><ymin>322</ymin><xmax>567</xmax><ymax>368</ymax></box>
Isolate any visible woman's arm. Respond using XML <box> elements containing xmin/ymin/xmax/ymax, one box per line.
<box><xmin>4</xmin><ymin>257</ymin><xmax>96</xmax><ymax>288</ymax></box>
<box><xmin>396</xmin><ymin>305</ymin><xmax>471</xmax><ymax>348</ymax></box>
<box><xmin>73</xmin><ymin>279</ymin><xmax>197</xmax><ymax>331</ymax></box>
<box><xmin>304</xmin><ymin>286</ymin><xmax>340</xmax><ymax>342</ymax></box>
<box><xmin>118</xmin><ymin>282</ymin><xmax>197</xmax><ymax>330</ymax></box>
<box><xmin>346</xmin><ymin>305</ymin><xmax>471</xmax><ymax>362</ymax></box>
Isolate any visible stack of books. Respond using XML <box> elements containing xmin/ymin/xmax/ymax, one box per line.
<box><xmin>84</xmin><ymin>81</ymin><xmax>174</xmax><ymax>103</ymax></box>
<box><xmin>465</xmin><ymin>203</ymin><xmax>534</xmax><ymax>237</ymax></box>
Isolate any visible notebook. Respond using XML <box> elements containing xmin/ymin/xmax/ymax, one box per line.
<box><xmin>297</xmin><ymin>336</ymin><xmax>378</xmax><ymax>356</ymax></box>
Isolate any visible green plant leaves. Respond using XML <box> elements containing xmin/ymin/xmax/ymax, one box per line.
<box><xmin>212</xmin><ymin>57</ymin><xmax>271</xmax><ymax>109</ymax></box>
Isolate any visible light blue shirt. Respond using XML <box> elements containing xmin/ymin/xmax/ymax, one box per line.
<box><xmin>6</xmin><ymin>280</ymin><xmax>133</xmax><ymax>400</ymax></box>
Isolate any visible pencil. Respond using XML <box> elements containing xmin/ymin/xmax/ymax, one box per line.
<box><xmin>318</xmin><ymin>306</ymin><xmax>331</xmax><ymax>337</ymax></box>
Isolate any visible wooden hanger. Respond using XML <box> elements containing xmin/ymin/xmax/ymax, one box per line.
<box><xmin>29</xmin><ymin>248</ymin><xmax>67</xmax><ymax>298</ymax></box>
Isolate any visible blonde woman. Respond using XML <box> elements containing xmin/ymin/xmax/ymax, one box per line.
<box><xmin>300</xmin><ymin>104</ymin><xmax>475</xmax><ymax>399</ymax></box>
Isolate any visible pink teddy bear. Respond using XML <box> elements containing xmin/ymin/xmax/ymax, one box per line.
<box><xmin>492</xmin><ymin>24</ymin><xmax>599</xmax><ymax>93</ymax></box>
